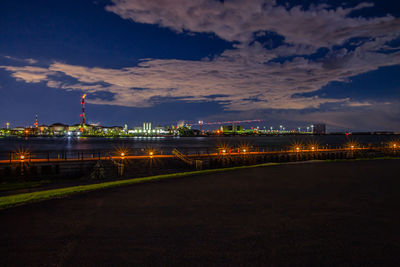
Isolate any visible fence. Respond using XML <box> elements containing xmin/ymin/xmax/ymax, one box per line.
<box><xmin>0</xmin><ymin>146</ymin><xmax>398</xmax><ymax>181</ymax></box>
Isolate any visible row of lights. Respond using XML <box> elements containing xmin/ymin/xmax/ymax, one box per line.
<box><xmin>220</xmin><ymin>148</ymin><xmax>248</xmax><ymax>154</ymax></box>
<box><xmin>120</xmin><ymin>151</ymin><xmax>154</xmax><ymax>158</ymax></box>
<box><xmin>295</xmin><ymin>146</ymin><xmax>316</xmax><ymax>151</ymax></box>
<box><xmin>15</xmin><ymin>142</ymin><xmax>399</xmax><ymax>161</ymax></box>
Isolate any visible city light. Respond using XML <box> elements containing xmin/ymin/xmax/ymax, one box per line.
<box><xmin>20</xmin><ymin>155</ymin><xmax>25</xmax><ymax>160</ymax></box>
<box><xmin>308</xmin><ymin>141</ymin><xmax>319</xmax><ymax>151</ymax></box>
<box><xmin>346</xmin><ymin>141</ymin><xmax>358</xmax><ymax>150</ymax></box>
<box><xmin>389</xmin><ymin>141</ymin><xmax>398</xmax><ymax>149</ymax></box>
<box><xmin>115</xmin><ymin>145</ymin><xmax>129</xmax><ymax>159</ymax></box>
<box><xmin>291</xmin><ymin>141</ymin><xmax>303</xmax><ymax>152</ymax></box>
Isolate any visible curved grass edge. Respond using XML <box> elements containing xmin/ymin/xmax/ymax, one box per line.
<box><xmin>0</xmin><ymin>162</ymin><xmax>280</xmax><ymax>210</ymax></box>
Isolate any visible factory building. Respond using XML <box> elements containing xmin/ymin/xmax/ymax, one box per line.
<box><xmin>312</xmin><ymin>124</ymin><xmax>326</xmax><ymax>134</ymax></box>
<box><xmin>221</xmin><ymin>124</ymin><xmax>243</xmax><ymax>133</ymax></box>
<box><xmin>143</xmin><ymin>122</ymin><xmax>152</xmax><ymax>133</ymax></box>
<box><xmin>127</xmin><ymin>123</ymin><xmax>168</xmax><ymax>135</ymax></box>
<box><xmin>49</xmin><ymin>123</ymin><xmax>68</xmax><ymax>135</ymax></box>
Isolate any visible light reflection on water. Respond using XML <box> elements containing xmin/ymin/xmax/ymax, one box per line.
<box><xmin>0</xmin><ymin>135</ymin><xmax>396</xmax><ymax>159</ymax></box>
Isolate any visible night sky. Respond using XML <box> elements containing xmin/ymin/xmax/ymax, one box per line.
<box><xmin>1</xmin><ymin>0</ymin><xmax>399</xmax><ymax>131</ymax></box>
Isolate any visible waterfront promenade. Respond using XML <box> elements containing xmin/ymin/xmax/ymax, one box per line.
<box><xmin>0</xmin><ymin>160</ymin><xmax>399</xmax><ymax>266</ymax></box>
<box><xmin>0</xmin><ymin>147</ymin><xmax>371</xmax><ymax>164</ymax></box>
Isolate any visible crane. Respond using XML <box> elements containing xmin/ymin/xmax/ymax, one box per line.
<box><xmin>188</xmin><ymin>119</ymin><xmax>262</xmax><ymax>126</ymax></box>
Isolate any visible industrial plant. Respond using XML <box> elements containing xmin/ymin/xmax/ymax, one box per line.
<box><xmin>0</xmin><ymin>94</ymin><xmax>324</xmax><ymax>137</ymax></box>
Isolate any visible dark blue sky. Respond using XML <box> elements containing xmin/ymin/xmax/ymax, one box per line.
<box><xmin>1</xmin><ymin>0</ymin><xmax>399</xmax><ymax>131</ymax></box>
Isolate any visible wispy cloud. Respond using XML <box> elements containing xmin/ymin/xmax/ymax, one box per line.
<box><xmin>284</xmin><ymin>101</ymin><xmax>400</xmax><ymax>131</ymax></box>
<box><xmin>1</xmin><ymin>55</ymin><xmax>38</xmax><ymax>64</ymax></box>
<box><xmin>0</xmin><ymin>65</ymin><xmax>55</xmax><ymax>83</ymax></box>
<box><xmin>2</xmin><ymin>37</ymin><xmax>399</xmax><ymax>110</ymax></box>
<box><xmin>106</xmin><ymin>0</ymin><xmax>399</xmax><ymax>47</ymax></box>
<box><xmin>1</xmin><ymin>1</ymin><xmax>400</xmax><ymax>130</ymax></box>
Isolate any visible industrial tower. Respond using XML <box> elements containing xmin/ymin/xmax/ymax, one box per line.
<box><xmin>81</xmin><ymin>94</ymin><xmax>86</xmax><ymax>126</ymax></box>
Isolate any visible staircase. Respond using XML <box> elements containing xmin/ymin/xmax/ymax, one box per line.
<box><xmin>172</xmin><ymin>149</ymin><xmax>203</xmax><ymax>169</ymax></box>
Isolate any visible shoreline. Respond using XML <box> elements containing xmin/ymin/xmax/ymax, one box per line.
<box><xmin>1</xmin><ymin>132</ymin><xmax>399</xmax><ymax>138</ymax></box>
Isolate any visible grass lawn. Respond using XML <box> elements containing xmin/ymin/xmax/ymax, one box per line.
<box><xmin>0</xmin><ymin>162</ymin><xmax>280</xmax><ymax>210</ymax></box>
<box><xmin>0</xmin><ymin>180</ymin><xmax>52</xmax><ymax>192</ymax></box>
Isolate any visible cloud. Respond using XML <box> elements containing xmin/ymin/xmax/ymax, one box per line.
<box><xmin>1</xmin><ymin>1</ymin><xmax>400</xmax><ymax>130</ymax></box>
<box><xmin>285</xmin><ymin>101</ymin><xmax>400</xmax><ymax>131</ymax></box>
<box><xmin>26</xmin><ymin>58</ymin><xmax>38</xmax><ymax>64</ymax></box>
<box><xmin>0</xmin><ymin>66</ymin><xmax>55</xmax><ymax>83</ymax></box>
<box><xmin>346</xmin><ymin>101</ymin><xmax>372</xmax><ymax>107</ymax></box>
<box><xmin>106</xmin><ymin>0</ymin><xmax>399</xmax><ymax>48</ymax></box>
<box><xmin>1</xmin><ymin>55</ymin><xmax>39</xmax><ymax>64</ymax></box>
<box><xmin>208</xmin><ymin>101</ymin><xmax>400</xmax><ymax>131</ymax></box>
<box><xmin>3</xmin><ymin>36</ymin><xmax>399</xmax><ymax>111</ymax></box>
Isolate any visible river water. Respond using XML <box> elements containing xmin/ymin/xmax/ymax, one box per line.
<box><xmin>0</xmin><ymin>135</ymin><xmax>397</xmax><ymax>160</ymax></box>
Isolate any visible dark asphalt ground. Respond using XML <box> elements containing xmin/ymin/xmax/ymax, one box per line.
<box><xmin>1</xmin><ymin>160</ymin><xmax>399</xmax><ymax>266</ymax></box>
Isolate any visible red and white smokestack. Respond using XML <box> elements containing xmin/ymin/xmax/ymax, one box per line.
<box><xmin>81</xmin><ymin>94</ymin><xmax>87</xmax><ymax>125</ymax></box>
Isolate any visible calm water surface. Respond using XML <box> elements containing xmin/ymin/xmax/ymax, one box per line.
<box><xmin>0</xmin><ymin>135</ymin><xmax>396</xmax><ymax>159</ymax></box>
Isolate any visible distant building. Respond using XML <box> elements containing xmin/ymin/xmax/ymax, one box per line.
<box><xmin>312</xmin><ymin>124</ymin><xmax>326</xmax><ymax>134</ymax></box>
<box><xmin>154</xmin><ymin>126</ymin><xmax>168</xmax><ymax>134</ymax></box>
<box><xmin>49</xmin><ymin>123</ymin><xmax>68</xmax><ymax>135</ymax></box>
<box><xmin>132</xmin><ymin>126</ymin><xmax>143</xmax><ymax>133</ymax></box>
<box><xmin>38</xmin><ymin>125</ymin><xmax>49</xmax><ymax>134</ymax></box>
<box><xmin>68</xmin><ymin>124</ymin><xmax>81</xmax><ymax>133</ymax></box>
<box><xmin>12</xmin><ymin>127</ymin><xmax>25</xmax><ymax>132</ymax></box>
<box><xmin>221</xmin><ymin>124</ymin><xmax>243</xmax><ymax>133</ymax></box>
<box><xmin>110</xmin><ymin>126</ymin><xmax>123</xmax><ymax>132</ymax></box>
<box><xmin>143</xmin><ymin>122</ymin><xmax>152</xmax><ymax>133</ymax></box>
